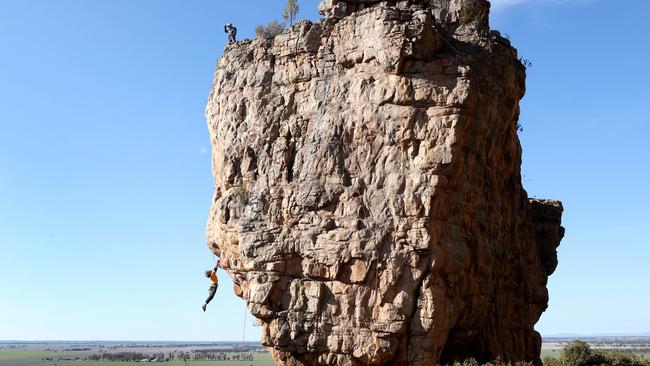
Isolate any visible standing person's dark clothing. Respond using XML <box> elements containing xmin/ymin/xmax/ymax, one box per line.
<box><xmin>224</xmin><ymin>23</ymin><xmax>237</xmax><ymax>44</ymax></box>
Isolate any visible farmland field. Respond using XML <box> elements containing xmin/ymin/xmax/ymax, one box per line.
<box><xmin>55</xmin><ymin>354</ymin><xmax>275</xmax><ymax>366</ymax></box>
<box><xmin>0</xmin><ymin>343</ymin><xmax>274</xmax><ymax>366</ymax></box>
<box><xmin>2</xmin><ymin>338</ymin><xmax>650</xmax><ymax>366</ymax></box>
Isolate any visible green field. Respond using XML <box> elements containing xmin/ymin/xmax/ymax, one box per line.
<box><xmin>0</xmin><ymin>348</ymin><xmax>274</xmax><ymax>366</ymax></box>
<box><xmin>0</xmin><ymin>350</ymin><xmax>78</xmax><ymax>366</ymax></box>
<box><xmin>541</xmin><ymin>349</ymin><xmax>560</xmax><ymax>359</ymax></box>
<box><xmin>3</xmin><ymin>341</ymin><xmax>649</xmax><ymax>366</ymax></box>
<box><xmin>55</xmin><ymin>354</ymin><xmax>275</xmax><ymax>366</ymax></box>
<box><xmin>0</xmin><ymin>350</ymin><xmax>54</xmax><ymax>359</ymax></box>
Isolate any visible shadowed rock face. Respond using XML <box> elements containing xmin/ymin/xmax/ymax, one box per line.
<box><xmin>205</xmin><ymin>1</ymin><xmax>564</xmax><ymax>365</ymax></box>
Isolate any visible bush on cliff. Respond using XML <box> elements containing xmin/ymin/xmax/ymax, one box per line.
<box><xmin>255</xmin><ymin>21</ymin><xmax>285</xmax><ymax>40</ymax></box>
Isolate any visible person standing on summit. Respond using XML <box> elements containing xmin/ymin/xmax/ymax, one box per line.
<box><xmin>224</xmin><ymin>23</ymin><xmax>237</xmax><ymax>44</ymax></box>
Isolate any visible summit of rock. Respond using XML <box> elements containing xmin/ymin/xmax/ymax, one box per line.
<box><xmin>319</xmin><ymin>0</ymin><xmax>490</xmax><ymax>32</ymax></box>
<box><xmin>205</xmin><ymin>1</ymin><xmax>564</xmax><ymax>365</ymax></box>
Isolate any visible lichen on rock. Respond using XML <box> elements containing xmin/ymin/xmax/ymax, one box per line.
<box><xmin>205</xmin><ymin>1</ymin><xmax>564</xmax><ymax>365</ymax></box>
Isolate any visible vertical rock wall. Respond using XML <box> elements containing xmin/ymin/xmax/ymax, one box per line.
<box><xmin>205</xmin><ymin>1</ymin><xmax>564</xmax><ymax>365</ymax></box>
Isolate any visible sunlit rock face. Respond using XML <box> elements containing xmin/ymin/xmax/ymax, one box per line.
<box><xmin>205</xmin><ymin>1</ymin><xmax>564</xmax><ymax>364</ymax></box>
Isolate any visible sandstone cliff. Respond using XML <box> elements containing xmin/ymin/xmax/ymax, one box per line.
<box><xmin>205</xmin><ymin>0</ymin><xmax>564</xmax><ymax>364</ymax></box>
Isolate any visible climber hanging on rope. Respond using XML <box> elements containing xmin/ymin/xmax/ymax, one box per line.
<box><xmin>202</xmin><ymin>259</ymin><xmax>220</xmax><ymax>311</ymax></box>
<box><xmin>224</xmin><ymin>23</ymin><xmax>237</xmax><ymax>44</ymax></box>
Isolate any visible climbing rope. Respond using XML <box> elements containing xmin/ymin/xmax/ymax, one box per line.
<box><xmin>432</xmin><ymin>22</ymin><xmax>464</xmax><ymax>56</ymax></box>
<box><xmin>240</xmin><ymin>300</ymin><xmax>247</xmax><ymax>366</ymax></box>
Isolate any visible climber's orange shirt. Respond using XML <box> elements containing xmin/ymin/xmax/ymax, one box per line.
<box><xmin>210</xmin><ymin>271</ymin><xmax>218</xmax><ymax>285</ymax></box>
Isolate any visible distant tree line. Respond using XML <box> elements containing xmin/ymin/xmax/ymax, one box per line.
<box><xmin>85</xmin><ymin>352</ymin><xmax>170</xmax><ymax>362</ymax></box>
<box><xmin>83</xmin><ymin>350</ymin><xmax>255</xmax><ymax>362</ymax></box>
<box><xmin>192</xmin><ymin>351</ymin><xmax>254</xmax><ymax>361</ymax></box>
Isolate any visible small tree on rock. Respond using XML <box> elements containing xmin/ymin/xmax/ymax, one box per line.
<box><xmin>283</xmin><ymin>0</ymin><xmax>299</xmax><ymax>26</ymax></box>
<box><xmin>255</xmin><ymin>20</ymin><xmax>285</xmax><ymax>40</ymax></box>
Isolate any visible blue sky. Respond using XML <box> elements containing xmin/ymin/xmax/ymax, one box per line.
<box><xmin>0</xmin><ymin>0</ymin><xmax>648</xmax><ymax>341</ymax></box>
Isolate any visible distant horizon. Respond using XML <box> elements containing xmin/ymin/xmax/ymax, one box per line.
<box><xmin>0</xmin><ymin>340</ymin><xmax>260</xmax><ymax>344</ymax></box>
<box><xmin>3</xmin><ymin>333</ymin><xmax>650</xmax><ymax>343</ymax></box>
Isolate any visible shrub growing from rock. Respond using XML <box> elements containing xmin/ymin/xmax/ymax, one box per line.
<box><xmin>255</xmin><ymin>21</ymin><xmax>284</xmax><ymax>40</ymax></box>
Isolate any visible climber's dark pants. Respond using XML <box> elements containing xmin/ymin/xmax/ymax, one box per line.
<box><xmin>205</xmin><ymin>283</ymin><xmax>218</xmax><ymax>304</ymax></box>
<box><xmin>228</xmin><ymin>33</ymin><xmax>236</xmax><ymax>44</ymax></box>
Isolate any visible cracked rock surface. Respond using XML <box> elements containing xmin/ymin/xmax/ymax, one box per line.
<box><xmin>205</xmin><ymin>1</ymin><xmax>564</xmax><ymax>364</ymax></box>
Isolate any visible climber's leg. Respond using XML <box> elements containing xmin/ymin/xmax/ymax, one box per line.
<box><xmin>202</xmin><ymin>284</ymin><xmax>218</xmax><ymax>311</ymax></box>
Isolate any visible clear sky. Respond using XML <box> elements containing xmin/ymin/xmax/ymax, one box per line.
<box><xmin>0</xmin><ymin>0</ymin><xmax>648</xmax><ymax>341</ymax></box>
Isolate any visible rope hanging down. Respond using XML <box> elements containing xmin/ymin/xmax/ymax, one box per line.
<box><xmin>240</xmin><ymin>301</ymin><xmax>247</xmax><ymax>366</ymax></box>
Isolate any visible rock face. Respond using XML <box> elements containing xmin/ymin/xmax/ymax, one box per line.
<box><xmin>205</xmin><ymin>0</ymin><xmax>564</xmax><ymax>365</ymax></box>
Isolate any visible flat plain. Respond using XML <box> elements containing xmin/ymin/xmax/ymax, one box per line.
<box><xmin>0</xmin><ymin>343</ymin><xmax>274</xmax><ymax>366</ymax></box>
<box><xmin>2</xmin><ymin>338</ymin><xmax>649</xmax><ymax>366</ymax></box>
